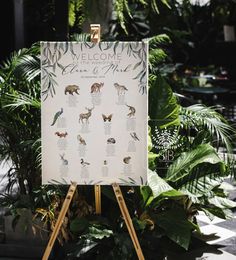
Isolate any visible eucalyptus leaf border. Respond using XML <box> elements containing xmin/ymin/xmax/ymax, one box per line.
<box><xmin>41</xmin><ymin>41</ymin><xmax>148</xmax><ymax>101</ymax></box>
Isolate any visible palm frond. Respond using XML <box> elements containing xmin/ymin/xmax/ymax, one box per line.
<box><xmin>14</xmin><ymin>54</ymin><xmax>40</xmax><ymax>82</ymax></box>
<box><xmin>148</xmin><ymin>34</ymin><xmax>172</xmax><ymax>49</ymax></box>
<box><xmin>3</xmin><ymin>91</ymin><xmax>41</xmax><ymax>110</ymax></box>
<box><xmin>70</xmin><ymin>33</ymin><xmax>90</xmax><ymax>42</ymax></box>
<box><xmin>180</xmin><ymin>104</ymin><xmax>236</xmax><ymax>153</ymax></box>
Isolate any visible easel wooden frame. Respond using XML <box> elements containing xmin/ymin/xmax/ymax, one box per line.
<box><xmin>42</xmin><ymin>24</ymin><xmax>145</xmax><ymax>260</ymax></box>
<box><xmin>90</xmin><ymin>24</ymin><xmax>102</xmax><ymax>215</ymax></box>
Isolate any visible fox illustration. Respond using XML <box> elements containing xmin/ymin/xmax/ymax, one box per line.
<box><xmin>91</xmin><ymin>82</ymin><xmax>104</xmax><ymax>93</ymax></box>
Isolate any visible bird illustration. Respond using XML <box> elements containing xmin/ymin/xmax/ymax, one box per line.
<box><xmin>130</xmin><ymin>132</ymin><xmax>139</xmax><ymax>141</ymax></box>
<box><xmin>51</xmin><ymin>108</ymin><xmax>63</xmax><ymax>126</ymax></box>
<box><xmin>123</xmin><ymin>156</ymin><xmax>131</xmax><ymax>164</ymax></box>
<box><xmin>77</xmin><ymin>135</ymin><xmax>86</xmax><ymax>145</ymax></box>
<box><xmin>81</xmin><ymin>158</ymin><xmax>90</xmax><ymax>167</ymax></box>
<box><xmin>126</xmin><ymin>104</ymin><xmax>136</xmax><ymax>117</ymax></box>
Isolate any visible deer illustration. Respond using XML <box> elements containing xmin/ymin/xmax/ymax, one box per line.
<box><xmin>114</xmin><ymin>83</ymin><xmax>128</xmax><ymax>95</ymax></box>
<box><xmin>79</xmin><ymin>106</ymin><xmax>94</xmax><ymax>124</ymax></box>
<box><xmin>91</xmin><ymin>82</ymin><xmax>104</xmax><ymax>93</ymax></box>
<box><xmin>126</xmin><ymin>104</ymin><xmax>136</xmax><ymax>117</ymax></box>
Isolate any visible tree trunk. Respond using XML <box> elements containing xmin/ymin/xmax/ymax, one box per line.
<box><xmin>55</xmin><ymin>0</ymin><xmax>69</xmax><ymax>40</ymax></box>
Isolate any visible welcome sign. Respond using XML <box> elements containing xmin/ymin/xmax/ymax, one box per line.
<box><xmin>41</xmin><ymin>41</ymin><xmax>148</xmax><ymax>185</ymax></box>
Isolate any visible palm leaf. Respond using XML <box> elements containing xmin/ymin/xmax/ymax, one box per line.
<box><xmin>180</xmin><ymin>104</ymin><xmax>235</xmax><ymax>153</ymax></box>
<box><xmin>14</xmin><ymin>54</ymin><xmax>40</xmax><ymax>82</ymax></box>
<box><xmin>3</xmin><ymin>91</ymin><xmax>40</xmax><ymax>110</ymax></box>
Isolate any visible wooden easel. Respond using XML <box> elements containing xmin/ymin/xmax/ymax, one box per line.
<box><xmin>42</xmin><ymin>24</ymin><xmax>145</xmax><ymax>260</ymax></box>
<box><xmin>42</xmin><ymin>182</ymin><xmax>77</xmax><ymax>260</ymax></box>
<box><xmin>91</xmin><ymin>24</ymin><xmax>102</xmax><ymax>215</ymax></box>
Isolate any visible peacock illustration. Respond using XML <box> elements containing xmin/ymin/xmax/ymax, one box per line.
<box><xmin>51</xmin><ymin>108</ymin><xmax>63</xmax><ymax>126</ymax></box>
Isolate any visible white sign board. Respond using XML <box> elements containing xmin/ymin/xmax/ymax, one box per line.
<box><xmin>41</xmin><ymin>41</ymin><xmax>148</xmax><ymax>185</ymax></box>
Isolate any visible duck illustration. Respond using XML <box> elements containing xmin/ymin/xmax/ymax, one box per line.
<box><xmin>81</xmin><ymin>158</ymin><xmax>90</xmax><ymax>167</ymax></box>
<box><xmin>51</xmin><ymin>108</ymin><xmax>63</xmax><ymax>126</ymax></box>
<box><xmin>130</xmin><ymin>132</ymin><xmax>139</xmax><ymax>141</ymax></box>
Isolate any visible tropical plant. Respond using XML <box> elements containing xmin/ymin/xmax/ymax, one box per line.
<box><xmin>0</xmin><ymin>30</ymin><xmax>236</xmax><ymax>260</ymax></box>
<box><xmin>147</xmin><ymin>32</ymin><xmax>236</xmax><ymax>249</ymax></box>
<box><xmin>0</xmin><ymin>43</ymin><xmax>41</xmax><ymax>195</ymax></box>
<box><xmin>52</xmin><ymin>34</ymin><xmax>236</xmax><ymax>258</ymax></box>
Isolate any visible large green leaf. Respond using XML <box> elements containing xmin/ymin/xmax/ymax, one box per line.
<box><xmin>148</xmin><ymin>170</ymin><xmax>173</xmax><ymax>197</ymax></box>
<box><xmin>208</xmin><ymin>196</ymin><xmax>236</xmax><ymax>209</ymax></box>
<box><xmin>201</xmin><ymin>207</ymin><xmax>233</xmax><ymax>221</ymax></box>
<box><xmin>70</xmin><ymin>217</ymin><xmax>89</xmax><ymax>234</ymax></box>
<box><xmin>166</xmin><ymin>144</ymin><xmax>225</xmax><ymax>183</ymax></box>
<box><xmin>149</xmin><ymin>75</ymin><xmax>180</xmax><ymax>128</ymax></box>
<box><xmin>155</xmin><ymin>208</ymin><xmax>197</xmax><ymax>250</ymax></box>
<box><xmin>147</xmin><ymin>170</ymin><xmax>185</xmax><ymax>207</ymax></box>
<box><xmin>148</xmin><ymin>152</ymin><xmax>158</xmax><ymax>170</ymax></box>
<box><xmin>140</xmin><ymin>185</ymin><xmax>153</xmax><ymax>207</ymax></box>
<box><xmin>179</xmin><ymin>175</ymin><xmax>225</xmax><ymax>198</ymax></box>
<box><xmin>82</xmin><ymin>226</ymin><xmax>113</xmax><ymax>240</ymax></box>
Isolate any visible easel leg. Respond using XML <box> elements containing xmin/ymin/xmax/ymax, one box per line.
<box><xmin>112</xmin><ymin>183</ymin><xmax>145</xmax><ymax>260</ymax></box>
<box><xmin>90</xmin><ymin>23</ymin><xmax>102</xmax><ymax>216</ymax></box>
<box><xmin>94</xmin><ymin>184</ymin><xmax>101</xmax><ymax>214</ymax></box>
<box><xmin>42</xmin><ymin>182</ymin><xmax>77</xmax><ymax>260</ymax></box>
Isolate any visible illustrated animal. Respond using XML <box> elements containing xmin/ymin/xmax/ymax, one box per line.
<box><xmin>81</xmin><ymin>158</ymin><xmax>90</xmax><ymax>167</ymax></box>
<box><xmin>123</xmin><ymin>156</ymin><xmax>131</xmax><ymax>164</ymax></box>
<box><xmin>102</xmin><ymin>114</ymin><xmax>113</xmax><ymax>122</ymax></box>
<box><xmin>107</xmin><ymin>138</ymin><xmax>116</xmax><ymax>144</ymax></box>
<box><xmin>79</xmin><ymin>106</ymin><xmax>94</xmax><ymax>124</ymax></box>
<box><xmin>130</xmin><ymin>132</ymin><xmax>139</xmax><ymax>141</ymax></box>
<box><xmin>77</xmin><ymin>134</ymin><xmax>86</xmax><ymax>145</ymax></box>
<box><xmin>65</xmin><ymin>85</ymin><xmax>80</xmax><ymax>95</ymax></box>
<box><xmin>126</xmin><ymin>104</ymin><xmax>136</xmax><ymax>117</ymax></box>
<box><xmin>91</xmin><ymin>82</ymin><xmax>104</xmax><ymax>93</ymax></box>
<box><xmin>114</xmin><ymin>83</ymin><xmax>128</xmax><ymax>95</ymax></box>
<box><xmin>60</xmin><ymin>153</ymin><xmax>68</xmax><ymax>165</ymax></box>
<box><xmin>55</xmin><ymin>131</ymin><xmax>68</xmax><ymax>138</ymax></box>
<box><xmin>51</xmin><ymin>108</ymin><xmax>63</xmax><ymax>126</ymax></box>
